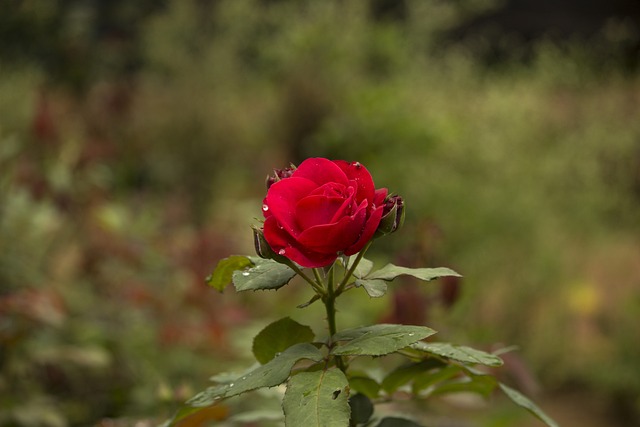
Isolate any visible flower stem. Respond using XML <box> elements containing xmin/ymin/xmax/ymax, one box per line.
<box><xmin>324</xmin><ymin>266</ymin><xmax>346</xmax><ymax>372</ymax></box>
<box><xmin>312</xmin><ymin>268</ymin><xmax>325</xmax><ymax>288</ymax></box>
<box><xmin>336</xmin><ymin>242</ymin><xmax>372</xmax><ymax>294</ymax></box>
<box><xmin>287</xmin><ymin>263</ymin><xmax>325</xmax><ymax>296</ymax></box>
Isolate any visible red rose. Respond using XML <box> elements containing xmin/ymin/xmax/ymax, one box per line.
<box><xmin>262</xmin><ymin>158</ymin><xmax>388</xmax><ymax>268</ymax></box>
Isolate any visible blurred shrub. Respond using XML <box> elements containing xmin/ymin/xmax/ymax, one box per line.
<box><xmin>1</xmin><ymin>0</ymin><xmax>640</xmax><ymax>425</ymax></box>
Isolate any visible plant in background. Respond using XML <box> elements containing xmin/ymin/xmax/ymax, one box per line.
<box><xmin>167</xmin><ymin>158</ymin><xmax>558</xmax><ymax>427</ymax></box>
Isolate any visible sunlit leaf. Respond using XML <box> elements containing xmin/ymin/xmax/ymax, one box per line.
<box><xmin>410</xmin><ymin>342</ymin><xmax>503</xmax><ymax>367</ymax></box>
<box><xmin>332</xmin><ymin>324</ymin><xmax>436</xmax><ymax>357</ymax></box>
<box><xmin>232</xmin><ymin>257</ymin><xmax>296</xmax><ymax>292</ymax></box>
<box><xmin>355</xmin><ymin>278</ymin><xmax>388</xmax><ymax>297</ymax></box>
<box><xmin>283</xmin><ymin>368</ymin><xmax>350</xmax><ymax>427</ymax></box>
<box><xmin>252</xmin><ymin>317</ymin><xmax>315</xmax><ymax>364</ymax></box>
<box><xmin>206</xmin><ymin>255</ymin><xmax>252</xmax><ymax>292</ymax></box>
<box><xmin>366</xmin><ymin>264</ymin><xmax>461</xmax><ymax>282</ymax></box>
<box><xmin>499</xmin><ymin>383</ymin><xmax>559</xmax><ymax>427</ymax></box>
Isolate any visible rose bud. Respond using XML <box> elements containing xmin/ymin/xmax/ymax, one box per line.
<box><xmin>261</xmin><ymin>158</ymin><xmax>388</xmax><ymax>268</ymax></box>
<box><xmin>375</xmin><ymin>194</ymin><xmax>405</xmax><ymax>236</ymax></box>
<box><xmin>265</xmin><ymin>166</ymin><xmax>296</xmax><ymax>189</ymax></box>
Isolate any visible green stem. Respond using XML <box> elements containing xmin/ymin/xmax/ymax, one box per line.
<box><xmin>336</xmin><ymin>242</ymin><xmax>372</xmax><ymax>294</ymax></box>
<box><xmin>312</xmin><ymin>268</ymin><xmax>325</xmax><ymax>288</ymax></box>
<box><xmin>288</xmin><ymin>263</ymin><xmax>325</xmax><ymax>296</ymax></box>
<box><xmin>324</xmin><ymin>266</ymin><xmax>346</xmax><ymax>372</ymax></box>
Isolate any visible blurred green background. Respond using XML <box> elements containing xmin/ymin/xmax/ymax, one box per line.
<box><xmin>1</xmin><ymin>0</ymin><xmax>639</xmax><ymax>426</ymax></box>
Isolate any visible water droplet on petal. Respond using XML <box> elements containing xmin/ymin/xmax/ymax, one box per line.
<box><xmin>262</xmin><ymin>204</ymin><xmax>269</xmax><ymax>212</ymax></box>
<box><xmin>242</xmin><ymin>271</ymin><xmax>250</xmax><ymax>276</ymax></box>
<box><xmin>278</xmin><ymin>249</ymin><xmax>286</xmax><ymax>255</ymax></box>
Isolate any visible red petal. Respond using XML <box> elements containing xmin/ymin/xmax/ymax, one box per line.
<box><xmin>374</xmin><ymin>188</ymin><xmax>388</xmax><ymax>206</ymax></box>
<box><xmin>265</xmin><ymin>177</ymin><xmax>317</xmax><ymax>236</ymax></box>
<box><xmin>263</xmin><ymin>217</ymin><xmax>337</xmax><ymax>268</ymax></box>
<box><xmin>295</xmin><ymin>194</ymin><xmax>350</xmax><ymax>230</ymax></box>
<box><xmin>344</xmin><ymin>204</ymin><xmax>384</xmax><ymax>256</ymax></box>
<box><xmin>333</xmin><ymin>160</ymin><xmax>375</xmax><ymax>204</ymax></box>
<box><xmin>297</xmin><ymin>205</ymin><xmax>367</xmax><ymax>254</ymax></box>
<box><xmin>293</xmin><ymin>158</ymin><xmax>349</xmax><ymax>187</ymax></box>
<box><xmin>282</xmin><ymin>246</ymin><xmax>338</xmax><ymax>268</ymax></box>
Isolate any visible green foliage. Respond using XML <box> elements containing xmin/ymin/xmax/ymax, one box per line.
<box><xmin>283</xmin><ymin>368</ymin><xmax>350</xmax><ymax>427</ymax></box>
<box><xmin>332</xmin><ymin>325</ymin><xmax>436</xmax><ymax>357</ymax></box>
<box><xmin>169</xmin><ymin>252</ymin><xmax>556</xmax><ymax>427</ymax></box>
<box><xmin>499</xmin><ymin>383</ymin><xmax>560</xmax><ymax>427</ymax></box>
<box><xmin>349</xmin><ymin>393</ymin><xmax>374</xmax><ymax>424</ymax></box>
<box><xmin>206</xmin><ymin>255</ymin><xmax>253</xmax><ymax>292</ymax></box>
<box><xmin>410</xmin><ymin>342</ymin><xmax>504</xmax><ymax>367</ymax></box>
<box><xmin>252</xmin><ymin>317</ymin><xmax>315</xmax><ymax>364</ymax></box>
<box><xmin>182</xmin><ymin>343</ymin><xmax>323</xmax><ymax>410</ymax></box>
<box><xmin>231</xmin><ymin>257</ymin><xmax>297</xmax><ymax>292</ymax></box>
<box><xmin>2</xmin><ymin>0</ymin><xmax>640</xmax><ymax>425</ymax></box>
<box><xmin>364</xmin><ymin>265</ymin><xmax>462</xmax><ymax>282</ymax></box>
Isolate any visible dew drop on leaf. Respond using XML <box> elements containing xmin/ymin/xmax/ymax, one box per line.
<box><xmin>242</xmin><ymin>271</ymin><xmax>250</xmax><ymax>276</ymax></box>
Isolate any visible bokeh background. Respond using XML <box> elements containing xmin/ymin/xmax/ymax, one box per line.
<box><xmin>1</xmin><ymin>1</ymin><xmax>640</xmax><ymax>426</ymax></box>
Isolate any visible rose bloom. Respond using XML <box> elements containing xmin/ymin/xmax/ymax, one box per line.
<box><xmin>262</xmin><ymin>158</ymin><xmax>388</xmax><ymax>268</ymax></box>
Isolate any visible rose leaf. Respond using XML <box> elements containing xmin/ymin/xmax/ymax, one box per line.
<box><xmin>354</xmin><ymin>279</ymin><xmax>388</xmax><ymax>298</ymax></box>
<box><xmin>366</xmin><ymin>264</ymin><xmax>461</xmax><ymax>282</ymax></box>
<box><xmin>232</xmin><ymin>258</ymin><xmax>296</xmax><ymax>292</ymax></box>
<box><xmin>252</xmin><ymin>317</ymin><xmax>315</xmax><ymax>364</ymax></box>
<box><xmin>331</xmin><ymin>324</ymin><xmax>436</xmax><ymax>357</ymax></box>
<box><xmin>410</xmin><ymin>342</ymin><xmax>503</xmax><ymax>367</ymax></box>
<box><xmin>206</xmin><ymin>255</ymin><xmax>253</xmax><ymax>292</ymax></box>
<box><xmin>283</xmin><ymin>368</ymin><xmax>350</xmax><ymax>427</ymax></box>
